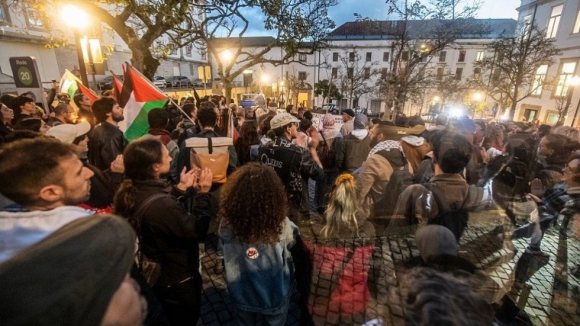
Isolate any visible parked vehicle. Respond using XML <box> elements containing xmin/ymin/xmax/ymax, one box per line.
<box><xmin>153</xmin><ymin>75</ymin><xmax>166</xmax><ymax>88</ymax></box>
<box><xmin>322</xmin><ymin>103</ymin><xmax>340</xmax><ymax>114</ymax></box>
<box><xmin>166</xmin><ymin>76</ymin><xmax>192</xmax><ymax>88</ymax></box>
<box><xmin>239</xmin><ymin>94</ymin><xmax>259</xmax><ymax>108</ymax></box>
<box><xmin>192</xmin><ymin>78</ymin><xmax>205</xmax><ymax>88</ymax></box>
<box><xmin>96</xmin><ymin>75</ymin><xmax>123</xmax><ymax>91</ymax></box>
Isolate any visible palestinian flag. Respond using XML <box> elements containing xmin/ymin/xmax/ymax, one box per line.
<box><xmin>112</xmin><ymin>73</ymin><xmax>124</xmax><ymax>103</ymax></box>
<box><xmin>76</xmin><ymin>81</ymin><xmax>99</xmax><ymax>103</ymax></box>
<box><xmin>122</xmin><ymin>65</ymin><xmax>169</xmax><ymax>142</ymax></box>
<box><xmin>59</xmin><ymin>69</ymin><xmax>81</xmax><ymax>99</ymax></box>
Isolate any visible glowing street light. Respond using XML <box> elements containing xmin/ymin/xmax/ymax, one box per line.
<box><xmin>61</xmin><ymin>4</ymin><xmax>90</xmax><ymax>88</ymax></box>
<box><xmin>473</xmin><ymin>92</ymin><xmax>483</xmax><ymax>101</ymax></box>
<box><xmin>221</xmin><ymin>50</ymin><xmax>232</xmax><ymax>63</ymax></box>
<box><xmin>261</xmin><ymin>74</ymin><xmax>269</xmax><ymax>83</ymax></box>
<box><xmin>432</xmin><ymin>95</ymin><xmax>440</xmax><ymax>102</ymax></box>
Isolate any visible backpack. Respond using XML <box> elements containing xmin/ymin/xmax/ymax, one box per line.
<box><xmin>317</xmin><ymin>133</ymin><xmax>337</xmax><ymax>169</ymax></box>
<box><xmin>426</xmin><ymin>185</ymin><xmax>470</xmax><ymax>242</ymax></box>
<box><xmin>186</xmin><ymin>136</ymin><xmax>233</xmax><ymax>183</ymax></box>
<box><xmin>373</xmin><ymin>148</ymin><xmax>414</xmax><ymax>217</ymax></box>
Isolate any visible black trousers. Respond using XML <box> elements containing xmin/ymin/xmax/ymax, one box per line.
<box><xmin>153</xmin><ymin>275</ymin><xmax>202</xmax><ymax>326</ymax></box>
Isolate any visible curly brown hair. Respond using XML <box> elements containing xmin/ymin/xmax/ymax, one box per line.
<box><xmin>218</xmin><ymin>163</ymin><xmax>288</xmax><ymax>244</ymax></box>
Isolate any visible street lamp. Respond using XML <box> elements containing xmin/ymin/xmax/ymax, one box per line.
<box><xmin>61</xmin><ymin>5</ymin><xmax>90</xmax><ymax>88</ymax></box>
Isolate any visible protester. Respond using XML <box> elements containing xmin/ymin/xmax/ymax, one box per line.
<box><xmin>89</xmin><ymin>97</ymin><xmax>127</xmax><ymax>170</ymax></box>
<box><xmin>336</xmin><ymin>113</ymin><xmax>371</xmax><ymax>173</ymax></box>
<box><xmin>234</xmin><ymin>120</ymin><xmax>260</xmax><ymax>166</ymax></box>
<box><xmin>339</xmin><ymin>108</ymin><xmax>355</xmax><ymax>136</ymax></box>
<box><xmin>113</xmin><ymin>137</ymin><xmax>215</xmax><ymax>325</ymax></box>
<box><xmin>219</xmin><ymin>163</ymin><xmax>297</xmax><ymax>325</ymax></box>
<box><xmin>0</xmin><ymin>215</ymin><xmax>145</xmax><ymax>326</ymax></box>
<box><xmin>0</xmin><ymin>103</ymin><xmax>14</xmax><ymax>140</ymax></box>
<box><xmin>259</xmin><ymin>112</ymin><xmax>324</xmax><ymax>224</ymax></box>
<box><xmin>0</xmin><ymin>138</ymin><xmax>94</xmax><ymax>262</ymax></box>
<box><xmin>13</xmin><ymin>117</ymin><xmax>51</xmax><ymax>135</ymax></box>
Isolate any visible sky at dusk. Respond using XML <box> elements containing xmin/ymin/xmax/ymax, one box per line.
<box><xmin>241</xmin><ymin>0</ymin><xmax>522</xmax><ymax>36</ymax></box>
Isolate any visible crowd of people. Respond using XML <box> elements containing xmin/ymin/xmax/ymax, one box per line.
<box><xmin>1</xmin><ymin>86</ymin><xmax>580</xmax><ymax>326</ymax></box>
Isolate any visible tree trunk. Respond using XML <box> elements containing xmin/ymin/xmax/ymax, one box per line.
<box><xmin>224</xmin><ymin>80</ymin><xmax>233</xmax><ymax>105</ymax></box>
<box><xmin>128</xmin><ymin>41</ymin><xmax>160</xmax><ymax>80</ymax></box>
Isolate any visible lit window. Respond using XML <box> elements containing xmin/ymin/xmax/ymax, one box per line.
<box><xmin>476</xmin><ymin>51</ymin><xmax>485</xmax><ymax>61</ymax></box>
<box><xmin>546</xmin><ymin>5</ymin><xmax>563</xmax><ymax>38</ymax></box>
<box><xmin>473</xmin><ymin>68</ymin><xmax>481</xmax><ymax>80</ymax></box>
<box><xmin>555</xmin><ymin>62</ymin><xmax>578</xmax><ymax>96</ymax></box>
<box><xmin>531</xmin><ymin>65</ymin><xmax>548</xmax><ymax>95</ymax></box>
<box><xmin>573</xmin><ymin>10</ymin><xmax>580</xmax><ymax>34</ymax></box>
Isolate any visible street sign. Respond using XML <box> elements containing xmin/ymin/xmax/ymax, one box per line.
<box><xmin>9</xmin><ymin>56</ymin><xmax>51</xmax><ymax>114</ymax></box>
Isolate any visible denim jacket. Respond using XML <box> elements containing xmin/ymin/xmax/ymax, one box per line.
<box><xmin>219</xmin><ymin>217</ymin><xmax>298</xmax><ymax>314</ymax></box>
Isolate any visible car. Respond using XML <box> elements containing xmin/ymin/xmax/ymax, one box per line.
<box><xmin>96</xmin><ymin>75</ymin><xmax>123</xmax><ymax>91</ymax></box>
<box><xmin>153</xmin><ymin>75</ymin><xmax>166</xmax><ymax>88</ymax></box>
<box><xmin>192</xmin><ymin>78</ymin><xmax>205</xmax><ymax>88</ymax></box>
<box><xmin>166</xmin><ymin>76</ymin><xmax>192</xmax><ymax>88</ymax></box>
<box><xmin>322</xmin><ymin>103</ymin><xmax>340</xmax><ymax>114</ymax></box>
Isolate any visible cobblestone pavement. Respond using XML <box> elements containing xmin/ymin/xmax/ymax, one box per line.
<box><xmin>196</xmin><ymin>215</ymin><xmax>580</xmax><ymax>325</ymax></box>
<box><xmin>195</xmin><ymin>180</ymin><xmax>579</xmax><ymax>325</ymax></box>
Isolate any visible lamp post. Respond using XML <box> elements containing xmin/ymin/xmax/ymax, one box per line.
<box><xmin>260</xmin><ymin>74</ymin><xmax>269</xmax><ymax>94</ymax></box>
<box><xmin>472</xmin><ymin>91</ymin><xmax>483</xmax><ymax>118</ymax></box>
<box><xmin>62</xmin><ymin>5</ymin><xmax>89</xmax><ymax>88</ymax></box>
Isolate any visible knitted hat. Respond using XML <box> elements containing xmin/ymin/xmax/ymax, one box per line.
<box><xmin>415</xmin><ymin>225</ymin><xmax>458</xmax><ymax>262</ymax></box>
<box><xmin>0</xmin><ymin>215</ymin><xmax>136</xmax><ymax>326</ymax></box>
<box><xmin>342</xmin><ymin>109</ymin><xmax>355</xmax><ymax>117</ymax></box>
<box><xmin>353</xmin><ymin>114</ymin><xmax>369</xmax><ymax>130</ymax></box>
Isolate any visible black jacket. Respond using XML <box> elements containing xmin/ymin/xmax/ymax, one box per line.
<box><xmin>88</xmin><ymin>121</ymin><xmax>127</xmax><ymax>171</ymax></box>
<box><xmin>133</xmin><ymin>180</ymin><xmax>216</xmax><ymax>286</ymax></box>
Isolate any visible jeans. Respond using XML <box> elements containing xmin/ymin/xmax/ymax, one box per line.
<box><xmin>234</xmin><ymin>303</ymin><xmax>289</xmax><ymax>326</ymax></box>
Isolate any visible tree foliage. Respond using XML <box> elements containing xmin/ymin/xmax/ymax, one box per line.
<box><xmin>376</xmin><ymin>0</ymin><xmax>487</xmax><ymax>119</ymax></box>
<box><xmin>314</xmin><ymin>79</ymin><xmax>343</xmax><ymax>104</ymax></box>
<box><xmin>5</xmin><ymin>0</ymin><xmax>337</xmax><ymax>86</ymax></box>
<box><xmin>473</xmin><ymin>23</ymin><xmax>561</xmax><ymax>120</ymax></box>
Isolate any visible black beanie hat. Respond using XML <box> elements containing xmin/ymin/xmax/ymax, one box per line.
<box><xmin>0</xmin><ymin>214</ymin><xmax>136</xmax><ymax>326</ymax></box>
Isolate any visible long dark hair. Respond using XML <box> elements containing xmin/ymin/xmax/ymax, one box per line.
<box><xmin>234</xmin><ymin>120</ymin><xmax>259</xmax><ymax>165</ymax></box>
<box><xmin>113</xmin><ymin>137</ymin><xmax>164</xmax><ymax>219</ymax></box>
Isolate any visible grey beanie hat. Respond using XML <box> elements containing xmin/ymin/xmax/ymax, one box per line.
<box><xmin>353</xmin><ymin>114</ymin><xmax>369</xmax><ymax>130</ymax></box>
<box><xmin>415</xmin><ymin>225</ymin><xmax>458</xmax><ymax>262</ymax></box>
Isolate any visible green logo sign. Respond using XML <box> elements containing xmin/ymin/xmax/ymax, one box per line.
<box><xmin>17</xmin><ymin>66</ymin><xmax>33</xmax><ymax>86</ymax></box>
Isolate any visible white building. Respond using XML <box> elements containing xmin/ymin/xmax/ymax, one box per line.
<box><xmin>515</xmin><ymin>0</ymin><xmax>580</xmax><ymax>126</ymax></box>
<box><xmin>0</xmin><ymin>3</ymin><xmax>208</xmax><ymax>94</ymax></box>
<box><xmin>209</xmin><ymin>19</ymin><xmax>517</xmax><ymax>116</ymax></box>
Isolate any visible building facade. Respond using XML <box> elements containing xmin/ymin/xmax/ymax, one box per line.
<box><xmin>515</xmin><ymin>0</ymin><xmax>580</xmax><ymax>125</ymax></box>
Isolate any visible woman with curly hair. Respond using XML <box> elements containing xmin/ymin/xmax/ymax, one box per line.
<box><xmin>218</xmin><ymin>163</ymin><xmax>298</xmax><ymax>325</ymax></box>
<box><xmin>306</xmin><ymin>173</ymin><xmax>375</xmax><ymax>324</ymax></box>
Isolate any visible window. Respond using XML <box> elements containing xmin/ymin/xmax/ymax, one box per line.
<box><xmin>366</xmin><ymin>52</ymin><xmax>372</xmax><ymax>62</ymax></box>
<box><xmin>436</xmin><ymin>67</ymin><xmax>444</xmax><ymax>81</ymax></box>
<box><xmin>458</xmin><ymin>50</ymin><xmax>466</xmax><ymax>62</ymax></box>
<box><xmin>186</xmin><ymin>45</ymin><xmax>192</xmax><ymax>56</ymax></box>
<box><xmin>349</xmin><ymin>52</ymin><xmax>355</xmax><ymax>62</ymax></box>
<box><xmin>383</xmin><ymin>52</ymin><xmax>389</xmax><ymax>62</ymax></box>
<box><xmin>547</xmin><ymin>5</ymin><xmax>563</xmax><ymax>38</ymax></box>
<box><xmin>299</xmin><ymin>54</ymin><xmax>307</xmax><ymax>63</ymax></box>
<box><xmin>364</xmin><ymin>68</ymin><xmax>371</xmax><ymax>79</ymax></box>
<box><xmin>492</xmin><ymin>69</ymin><xmax>501</xmax><ymax>81</ymax></box>
<box><xmin>26</xmin><ymin>8</ymin><xmax>43</xmax><ymax>27</ymax></box>
<box><xmin>333</xmin><ymin>52</ymin><xmax>338</xmax><ymax>62</ymax></box>
<box><xmin>521</xmin><ymin>14</ymin><xmax>532</xmax><ymax>35</ymax></box>
<box><xmin>189</xmin><ymin>64</ymin><xmax>195</xmax><ymax>75</ymax></box>
<box><xmin>473</xmin><ymin>68</ymin><xmax>481</xmax><ymax>80</ymax></box>
<box><xmin>476</xmin><ymin>51</ymin><xmax>485</xmax><ymax>61</ymax></box>
<box><xmin>0</xmin><ymin>4</ymin><xmax>10</xmax><ymax>23</ymax></box>
<box><xmin>573</xmin><ymin>10</ymin><xmax>580</xmax><ymax>34</ymax></box>
<box><xmin>555</xmin><ymin>62</ymin><xmax>578</xmax><ymax>96</ymax></box>
<box><xmin>347</xmin><ymin>68</ymin><xmax>353</xmax><ymax>79</ymax></box>
<box><xmin>401</xmin><ymin>51</ymin><xmax>409</xmax><ymax>61</ymax></box>
<box><xmin>455</xmin><ymin>68</ymin><xmax>463</xmax><ymax>80</ymax></box>
<box><xmin>331</xmin><ymin>68</ymin><xmax>338</xmax><ymax>79</ymax></box>
<box><xmin>439</xmin><ymin>51</ymin><xmax>447</xmax><ymax>62</ymax></box>
<box><xmin>381</xmin><ymin>68</ymin><xmax>388</xmax><ymax>79</ymax></box>
<box><xmin>298</xmin><ymin>71</ymin><xmax>307</xmax><ymax>81</ymax></box>
<box><xmin>532</xmin><ymin>64</ymin><xmax>548</xmax><ymax>95</ymax></box>
<box><xmin>171</xmin><ymin>45</ymin><xmax>178</xmax><ymax>55</ymax></box>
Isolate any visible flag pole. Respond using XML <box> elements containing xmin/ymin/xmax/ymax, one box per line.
<box><xmin>168</xmin><ymin>97</ymin><xmax>195</xmax><ymax>125</ymax></box>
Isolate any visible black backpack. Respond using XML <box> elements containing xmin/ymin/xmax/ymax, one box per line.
<box><xmin>317</xmin><ymin>133</ymin><xmax>338</xmax><ymax>169</ymax></box>
<box><xmin>426</xmin><ymin>186</ymin><xmax>470</xmax><ymax>242</ymax></box>
<box><xmin>373</xmin><ymin>148</ymin><xmax>414</xmax><ymax>217</ymax></box>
